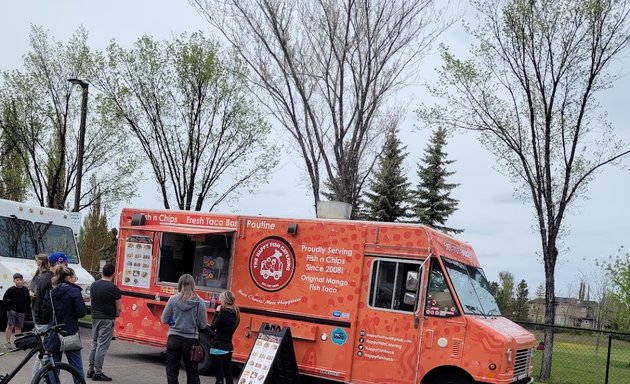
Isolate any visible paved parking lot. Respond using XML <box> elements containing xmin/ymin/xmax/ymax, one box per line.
<box><xmin>0</xmin><ymin>327</ymin><xmax>218</xmax><ymax>383</ymax></box>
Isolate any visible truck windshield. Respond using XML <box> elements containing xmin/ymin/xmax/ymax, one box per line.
<box><xmin>35</xmin><ymin>222</ymin><xmax>79</xmax><ymax>264</ymax></box>
<box><xmin>0</xmin><ymin>216</ymin><xmax>79</xmax><ymax>263</ymax></box>
<box><xmin>442</xmin><ymin>257</ymin><xmax>501</xmax><ymax>316</ymax></box>
<box><xmin>0</xmin><ymin>216</ymin><xmax>37</xmax><ymax>259</ymax></box>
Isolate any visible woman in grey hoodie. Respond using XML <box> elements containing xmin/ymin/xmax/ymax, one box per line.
<box><xmin>161</xmin><ymin>274</ymin><xmax>208</xmax><ymax>384</ymax></box>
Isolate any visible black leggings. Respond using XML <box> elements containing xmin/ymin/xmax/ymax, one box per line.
<box><xmin>211</xmin><ymin>352</ymin><xmax>233</xmax><ymax>384</ymax></box>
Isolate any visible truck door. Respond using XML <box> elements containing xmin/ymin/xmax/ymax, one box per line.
<box><xmin>416</xmin><ymin>257</ymin><xmax>467</xmax><ymax>381</ymax></box>
<box><xmin>351</xmin><ymin>257</ymin><xmax>425</xmax><ymax>384</ymax></box>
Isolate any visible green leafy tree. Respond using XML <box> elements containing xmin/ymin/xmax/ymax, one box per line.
<box><xmin>422</xmin><ymin>1</ymin><xmax>630</xmax><ymax>378</ymax></box>
<box><xmin>602</xmin><ymin>246</ymin><xmax>630</xmax><ymax>331</ymax></box>
<box><xmin>0</xmin><ymin>25</ymin><xmax>138</xmax><ymax>210</ymax></box>
<box><xmin>514</xmin><ymin>279</ymin><xmax>530</xmax><ymax>321</ymax></box>
<box><xmin>495</xmin><ymin>271</ymin><xmax>515</xmax><ymax>316</ymax></box>
<box><xmin>79</xmin><ymin>175</ymin><xmax>110</xmax><ymax>272</ymax></box>
<box><xmin>95</xmin><ymin>33</ymin><xmax>278</xmax><ymax>211</ymax></box>
<box><xmin>412</xmin><ymin>127</ymin><xmax>462</xmax><ymax>234</ymax></box>
<box><xmin>99</xmin><ymin>228</ymin><xmax>118</xmax><ymax>266</ymax></box>
<box><xmin>360</xmin><ymin>127</ymin><xmax>410</xmax><ymax>221</ymax></box>
<box><xmin>0</xmin><ymin>103</ymin><xmax>27</xmax><ymax>201</ymax></box>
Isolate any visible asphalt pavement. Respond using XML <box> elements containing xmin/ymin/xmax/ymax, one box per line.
<box><xmin>0</xmin><ymin>327</ymin><xmax>219</xmax><ymax>383</ymax></box>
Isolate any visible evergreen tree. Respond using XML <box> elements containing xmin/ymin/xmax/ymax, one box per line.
<box><xmin>514</xmin><ymin>279</ymin><xmax>530</xmax><ymax>321</ymax></box>
<box><xmin>361</xmin><ymin>127</ymin><xmax>410</xmax><ymax>222</ymax></box>
<box><xmin>412</xmin><ymin>127</ymin><xmax>462</xmax><ymax>234</ymax></box>
<box><xmin>79</xmin><ymin>175</ymin><xmax>110</xmax><ymax>272</ymax></box>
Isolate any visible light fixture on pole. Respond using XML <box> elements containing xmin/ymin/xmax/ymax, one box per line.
<box><xmin>68</xmin><ymin>78</ymin><xmax>89</xmax><ymax>213</ymax></box>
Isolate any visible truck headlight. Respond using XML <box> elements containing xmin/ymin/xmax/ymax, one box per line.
<box><xmin>507</xmin><ymin>348</ymin><xmax>513</xmax><ymax>364</ymax></box>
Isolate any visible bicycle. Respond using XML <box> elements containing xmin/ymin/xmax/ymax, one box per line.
<box><xmin>0</xmin><ymin>324</ymin><xmax>86</xmax><ymax>384</ymax></box>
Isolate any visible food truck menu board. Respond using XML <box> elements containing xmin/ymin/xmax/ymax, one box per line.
<box><xmin>238</xmin><ymin>334</ymin><xmax>280</xmax><ymax>384</ymax></box>
<box><xmin>122</xmin><ymin>235</ymin><xmax>153</xmax><ymax>289</ymax></box>
<box><xmin>238</xmin><ymin>323</ymin><xmax>300</xmax><ymax>384</ymax></box>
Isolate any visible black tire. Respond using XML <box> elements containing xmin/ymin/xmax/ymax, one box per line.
<box><xmin>30</xmin><ymin>361</ymin><xmax>86</xmax><ymax>384</ymax></box>
<box><xmin>430</xmin><ymin>372</ymin><xmax>472</xmax><ymax>384</ymax></box>
<box><xmin>197</xmin><ymin>332</ymin><xmax>213</xmax><ymax>375</ymax></box>
<box><xmin>0</xmin><ymin>301</ymin><xmax>7</xmax><ymax>330</ymax></box>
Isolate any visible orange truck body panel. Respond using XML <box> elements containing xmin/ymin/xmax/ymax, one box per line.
<box><xmin>114</xmin><ymin>208</ymin><xmax>535</xmax><ymax>384</ymax></box>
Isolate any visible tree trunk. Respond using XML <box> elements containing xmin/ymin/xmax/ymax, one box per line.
<box><xmin>540</xmin><ymin>243</ymin><xmax>558</xmax><ymax>380</ymax></box>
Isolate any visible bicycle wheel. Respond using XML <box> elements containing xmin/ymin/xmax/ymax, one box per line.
<box><xmin>30</xmin><ymin>362</ymin><xmax>86</xmax><ymax>384</ymax></box>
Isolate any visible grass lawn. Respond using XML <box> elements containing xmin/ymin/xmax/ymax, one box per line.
<box><xmin>532</xmin><ymin>335</ymin><xmax>630</xmax><ymax>384</ymax></box>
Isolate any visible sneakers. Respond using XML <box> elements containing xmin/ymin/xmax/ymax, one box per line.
<box><xmin>92</xmin><ymin>373</ymin><xmax>113</xmax><ymax>381</ymax></box>
<box><xmin>3</xmin><ymin>342</ymin><xmax>12</xmax><ymax>349</ymax></box>
<box><xmin>87</xmin><ymin>370</ymin><xmax>94</xmax><ymax>378</ymax></box>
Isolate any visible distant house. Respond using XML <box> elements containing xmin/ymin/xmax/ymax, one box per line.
<box><xmin>528</xmin><ymin>297</ymin><xmax>598</xmax><ymax>328</ymax></box>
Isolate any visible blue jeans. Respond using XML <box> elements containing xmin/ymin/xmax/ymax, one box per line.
<box><xmin>52</xmin><ymin>349</ymin><xmax>84</xmax><ymax>383</ymax></box>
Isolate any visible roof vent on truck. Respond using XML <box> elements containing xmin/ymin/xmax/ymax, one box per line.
<box><xmin>316</xmin><ymin>201</ymin><xmax>352</xmax><ymax>220</ymax></box>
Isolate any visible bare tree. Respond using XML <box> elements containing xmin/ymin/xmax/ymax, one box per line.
<box><xmin>191</xmin><ymin>0</ymin><xmax>451</xmax><ymax>214</ymax></box>
<box><xmin>422</xmin><ymin>0</ymin><xmax>630</xmax><ymax>378</ymax></box>
<box><xmin>95</xmin><ymin>33</ymin><xmax>278</xmax><ymax>211</ymax></box>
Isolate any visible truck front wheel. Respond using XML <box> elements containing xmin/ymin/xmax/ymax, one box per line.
<box><xmin>429</xmin><ymin>372</ymin><xmax>472</xmax><ymax>384</ymax></box>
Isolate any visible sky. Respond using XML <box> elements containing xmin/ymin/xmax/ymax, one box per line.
<box><xmin>1</xmin><ymin>0</ymin><xmax>629</xmax><ymax>297</ymax></box>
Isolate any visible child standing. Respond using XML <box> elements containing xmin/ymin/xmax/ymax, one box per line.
<box><xmin>3</xmin><ymin>273</ymin><xmax>31</xmax><ymax>348</ymax></box>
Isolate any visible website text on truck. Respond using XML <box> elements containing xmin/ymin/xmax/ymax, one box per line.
<box><xmin>0</xmin><ymin>198</ymin><xmax>95</xmax><ymax>329</ymax></box>
<box><xmin>114</xmin><ymin>207</ymin><xmax>535</xmax><ymax>384</ymax></box>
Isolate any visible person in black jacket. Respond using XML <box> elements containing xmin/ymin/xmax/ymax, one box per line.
<box><xmin>3</xmin><ymin>273</ymin><xmax>30</xmax><ymax>348</ymax></box>
<box><xmin>42</xmin><ymin>266</ymin><xmax>87</xmax><ymax>381</ymax></box>
<box><xmin>209</xmin><ymin>290</ymin><xmax>240</xmax><ymax>384</ymax></box>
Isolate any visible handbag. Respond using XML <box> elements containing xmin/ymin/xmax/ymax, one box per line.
<box><xmin>60</xmin><ymin>332</ymin><xmax>82</xmax><ymax>352</ymax></box>
<box><xmin>189</xmin><ymin>303</ymin><xmax>204</xmax><ymax>362</ymax></box>
<box><xmin>190</xmin><ymin>343</ymin><xmax>204</xmax><ymax>362</ymax></box>
<box><xmin>49</xmin><ymin>289</ymin><xmax>83</xmax><ymax>352</ymax></box>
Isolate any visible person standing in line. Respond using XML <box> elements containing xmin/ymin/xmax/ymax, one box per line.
<box><xmin>87</xmin><ymin>264</ymin><xmax>121</xmax><ymax>381</ymax></box>
<box><xmin>42</xmin><ymin>266</ymin><xmax>87</xmax><ymax>381</ymax></box>
<box><xmin>161</xmin><ymin>274</ymin><xmax>208</xmax><ymax>384</ymax></box>
<box><xmin>33</xmin><ymin>253</ymin><xmax>62</xmax><ymax>328</ymax></box>
<box><xmin>29</xmin><ymin>253</ymin><xmax>51</xmax><ymax>298</ymax></box>
<box><xmin>31</xmin><ymin>252</ymin><xmax>63</xmax><ymax>376</ymax></box>
<box><xmin>3</xmin><ymin>273</ymin><xmax>31</xmax><ymax>348</ymax></box>
<box><xmin>209</xmin><ymin>290</ymin><xmax>240</xmax><ymax>384</ymax></box>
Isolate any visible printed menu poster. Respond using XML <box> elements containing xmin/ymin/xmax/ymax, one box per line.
<box><xmin>122</xmin><ymin>235</ymin><xmax>153</xmax><ymax>288</ymax></box>
<box><xmin>237</xmin><ymin>333</ymin><xmax>282</xmax><ymax>384</ymax></box>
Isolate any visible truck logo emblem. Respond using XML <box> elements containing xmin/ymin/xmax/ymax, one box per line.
<box><xmin>250</xmin><ymin>237</ymin><xmax>295</xmax><ymax>292</ymax></box>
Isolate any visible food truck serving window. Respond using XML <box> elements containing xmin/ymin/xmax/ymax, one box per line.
<box><xmin>368</xmin><ymin>259</ymin><xmax>422</xmax><ymax>312</ymax></box>
<box><xmin>158</xmin><ymin>231</ymin><xmax>234</xmax><ymax>289</ymax></box>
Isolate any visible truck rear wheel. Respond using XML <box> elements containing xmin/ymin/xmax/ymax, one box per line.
<box><xmin>197</xmin><ymin>332</ymin><xmax>213</xmax><ymax>375</ymax></box>
<box><xmin>430</xmin><ymin>372</ymin><xmax>472</xmax><ymax>384</ymax></box>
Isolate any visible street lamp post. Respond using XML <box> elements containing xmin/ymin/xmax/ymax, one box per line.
<box><xmin>68</xmin><ymin>78</ymin><xmax>89</xmax><ymax>213</ymax></box>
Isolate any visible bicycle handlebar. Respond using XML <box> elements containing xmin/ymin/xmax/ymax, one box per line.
<box><xmin>15</xmin><ymin>324</ymin><xmax>66</xmax><ymax>339</ymax></box>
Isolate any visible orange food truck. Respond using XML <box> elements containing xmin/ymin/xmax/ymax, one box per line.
<box><xmin>113</xmin><ymin>207</ymin><xmax>535</xmax><ymax>384</ymax></box>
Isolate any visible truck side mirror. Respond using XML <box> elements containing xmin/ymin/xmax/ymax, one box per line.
<box><xmin>406</xmin><ymin>271</ymin><xmax>419</xmax><ymax>291</ymax></box>
<box><xmin>403</xmin><ymin>292</ymin><xmax>416</xmax><ymax>306</ymax></box>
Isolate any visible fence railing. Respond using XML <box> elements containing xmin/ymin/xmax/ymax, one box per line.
<box><xmin>515</xmin><ymin>321</ymin><xmax>630</xmax><ymax>384</ymax></box>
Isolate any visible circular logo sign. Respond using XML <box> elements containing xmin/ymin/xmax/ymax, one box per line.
<box><xmin>249</xmin><ymin>237</ymin><xmax>295</xmax><ymax>292</ymax></box>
